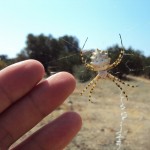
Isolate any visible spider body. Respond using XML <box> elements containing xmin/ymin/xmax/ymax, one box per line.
<box><xmin>90</xmin><ymin>49</ymin><xmax>110</xmax><ymax>78</ymax></box>
<box><xmin>91</xmin><ymin>49</ymin><xmax>110</xmax><ymax>71</ymax></box>
<box><xmin>80</xmin><ymin>35</ymin><xmax>136</xmax><ymax>102</ymax></box>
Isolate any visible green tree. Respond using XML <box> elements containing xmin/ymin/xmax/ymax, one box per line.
<box><xmin>57</xmin><ymin>35</ymin><xmax>81</xmax><ymax>73</ymax></box>
<box><xmin>142</xmin><ymin>56</ymin><xmax>150</xmax><ymax>78</ymax></box>
<box><xmin>0</xmin><ymin>55</ymin><xmax>8</xmax><ymax>69</ymax></box>
<box><xmin>16</xmin><ymin>49</ymin><xmax>29</xmax><ymax>62</ymax></box>
<box><xmin>24</xmin><ymin>34</ymin><xmax>60</xmax><ymax>75</ymax></box>
<box><xmin>0</xmin><ymin>60</ymin><xmax>7</xmax><ymax>70</ymax></box>
<box><xmin>108</xmin><ymin>45</ymin><xmax>144</xmax><ymax>78</ymax></box>
<box><xmin>23</xmin><ymin>34</ymin><xmax>81</xmax><ymax>75</ymax></box>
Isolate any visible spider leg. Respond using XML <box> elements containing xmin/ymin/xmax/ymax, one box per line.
<box><xmin>88</xmin><ymin>76</ymin><xmax>100</xmax><ymax>103</ymax></box>
<box><xmin>78</xmin><ymin>37</ymin><xmax>94</xmax><ymax>71</ymax></box>
<box><xmin>80</xmin><ymin>51</ymin><xmax>94</xmax><ymax>71</ymax></box>
<box><xmin>80</xmin><ymin>75</ymin><xmax>99</xmax><ymax>96</ymax></box>
<box><xmin>107</xmin><ymin>74</ymin><xmax>128</xmax><ymax>100</ymax></box>
<box><xmin>107</xmin><ymin>34</ymin><xmax>125</xmax><ymax>70</ymax></box>
<box><xmin>108</xmin><ymin>73</ymin><xmax>137</xmax><ymax>88</ymax></box>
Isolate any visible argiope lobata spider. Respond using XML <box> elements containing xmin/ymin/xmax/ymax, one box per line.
<box><xmin>80</xmin><ymin>34</ymin><xmax>136</xmax><ymax>102</ymax></box>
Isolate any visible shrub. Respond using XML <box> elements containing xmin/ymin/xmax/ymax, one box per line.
<box><xmin>73</xmin><ymin>65</ymin><xmax>96</xmax><ymax>82</ymax></box>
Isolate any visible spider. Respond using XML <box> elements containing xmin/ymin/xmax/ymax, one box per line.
<box><xmin>80</xmin><ymin>34</ymin><xmax>136</xmax><ymax>102</ymax></box>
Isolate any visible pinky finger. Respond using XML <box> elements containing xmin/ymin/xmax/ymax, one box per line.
<box><xmin>12</xmin><ymin>112</ymin><xmax>82</xmax><ymax>150</ymax></box>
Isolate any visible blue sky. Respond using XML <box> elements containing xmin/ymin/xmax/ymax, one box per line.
<box><xmin>0</xmin><ymin>0</ymin><xmax>150</xmax><ymax>58</ymax></box>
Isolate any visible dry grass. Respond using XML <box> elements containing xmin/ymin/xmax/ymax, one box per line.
<box><xmin>12</xmin><ymin>76</ymin><xmax>150</xmax><ymax>150</ymax></box>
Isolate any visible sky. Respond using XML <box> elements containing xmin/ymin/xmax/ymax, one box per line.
<box><xmin>0</xmin><ymin>0</ymin><xmax>150</xmax><ymax>58</ymax></box>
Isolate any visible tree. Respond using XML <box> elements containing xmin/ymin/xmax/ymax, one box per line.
<box><xmin>0</xmin><ymin>55</ymin><xmax>8</xmax><ymax>61</ymax></box>
<box><xmin>142</xmin><ymin>56</ymin><xmax>150</xmax><ymax>78</ymax></box>
<box><xmin>23</xmin><ymin>34</ymin><xmax>81</xmax><ymax>75</ymax></box>
<box><xmin>57</xmin><ymin>35</ymin><xmax>81</xmax><ymax>73</ymax></box>
<box><xmin>0</xmin><ymin>54</ymin><xmax>17</xmax><ymax>68</ymax></box>
<box><xmin>107</xmin><ymin>45</ymin><xmax>144</xmax><ymax>79</ymax></box>
<box><xmin>0</xmin><ymin>59</ymin><xmax>7</xmax><ymax>70</ymax></box>
<box><xmin>16</xmin><ymin>49</ymin><xmax>29</xmax><ymax>62</ymax></box>
<box><xmin>24</xmin><ymin>34</ymin><xmax>60</xmax><ymax>75</ymax></box>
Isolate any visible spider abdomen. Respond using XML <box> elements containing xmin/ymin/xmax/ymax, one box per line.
<box><xmin>90</xmin><ymin>49</ymin><xmax>110</xmax><ymax>71</ymax></box>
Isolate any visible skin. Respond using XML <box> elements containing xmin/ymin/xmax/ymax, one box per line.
<box><xmin>0</xmin><ymin>60</ymin><xmax>82</xmax><ymax>150</ymax></box>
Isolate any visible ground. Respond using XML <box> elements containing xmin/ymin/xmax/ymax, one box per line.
<box><xmin>11</xmin><ymin>76</ymin><xmax>150</xmax><ymax>150</ymax></box>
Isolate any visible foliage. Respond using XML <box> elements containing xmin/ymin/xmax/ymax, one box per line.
<box><xmin>142</xmin><ymin>56</ymin><xmax>150</xmax><ymax>78</ymax></box>
<box><xmin>0</xmin><ymin>60</ymin><xmax>7</xmax><ymax>70</ymax></box>
<box><xmin>55</xmin><ymin>35</ymin><xmax>81</xmax><ymax>73</ymax></box>
<box><xmin>0</xmin><ymin>55</ymin><xmax>16</xmax><ymax>69</ymax></box>
<box><xmin>16</xmin><ymin>49</ymin><xmax>29</xmax><ymax>62</ymax></box>
<box><xmin>24</xmin><ymin>34</ymin><xmax>57</xmax><ymax>75</ymax></box>
<box><xmin>22</xmin><ymin>34</ymin><xmax>81</xmax><ymax>75</ymax></box>
<box><xmin>108</xmin><ymin>45</ymin><xmax>145</xmax><ymax>79</ymax></box>
<box><xmin>73</xmin><ymin>65</ymin><xmax>96</xmax><ymax>82</ymax></box>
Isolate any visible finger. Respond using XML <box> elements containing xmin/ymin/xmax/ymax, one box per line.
<box><xmin>0</xmin><ymin>60</ymin><xmax>44</xmax><ymax>113</ymax></box>
<box><xmin>0</xmin><ymin>72</ymin><xmax>76</xmax><ymax>149</ymax></box>
<box><xmin>13</xmin><ymin>112</ymin><xmax>82</xmax><ymax>150</ymax></box>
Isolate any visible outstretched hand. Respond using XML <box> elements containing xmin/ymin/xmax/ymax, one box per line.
<box><xmin>0</xmin><ymin>60</ymin><xmax>82</xmax><ymax>150</ymax></box>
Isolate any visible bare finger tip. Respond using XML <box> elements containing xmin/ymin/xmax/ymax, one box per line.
<box><xmin>26</xmin><ymin>59</ymin><xmax>45</xmax><ymax>75</ymax></box>
<box><xmin>60</xmin><ymin>71</ymin><xmax>76</xmax><ymax>88</ymax></box>
<box><xmin>49</xmin><ymin>71</ymin><xmax>76</xmax><ymax>93</ymax></box>
<box><xmin>63</xmin><ymin>111</ymin><xmax>82</xmax><ymax>129</ymax></box>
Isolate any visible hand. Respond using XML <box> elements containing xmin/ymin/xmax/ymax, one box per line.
<box><xmin>0</xmin><ymin>60</ymin><xmax>82</xmax><ymax>150</ymax></box>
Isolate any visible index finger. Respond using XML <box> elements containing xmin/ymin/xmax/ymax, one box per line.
<box><xmin>0</xmin><ymin>60</ymin><xmax>44</xmax><ymax>113</ymax></box>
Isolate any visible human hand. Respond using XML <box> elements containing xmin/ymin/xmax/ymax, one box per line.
<box><xmin>0</xmin><ymin>60</ymin><xmax>82</xmax><ymax>150</ymax></box>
